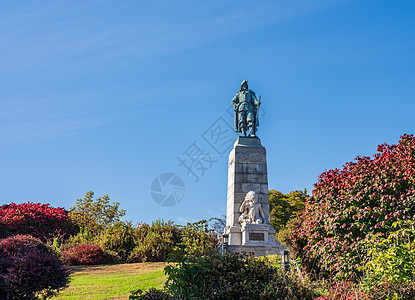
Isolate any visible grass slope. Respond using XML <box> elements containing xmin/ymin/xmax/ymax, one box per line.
<box><xmin>56</xmin><ymin>262</ymin><xmax>166</xmax><ymax>300</ymax></box>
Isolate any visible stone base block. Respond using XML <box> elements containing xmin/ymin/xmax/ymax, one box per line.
<box><xmin>224</xmin><ymin>225</ymin><xmax>242</xmax><ymax>245</ymax></box>
<box><xmin>241</xmin><ymin>223</ymin><xmax>270</xmax><ymax>245</ymax></box>
<box><xmin>227</xmin><ymin>244</ymin><xmax>287</xmax><ymax>257</ymax></box>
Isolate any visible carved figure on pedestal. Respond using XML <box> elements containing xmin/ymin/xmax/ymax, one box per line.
<box><xmin>238</xmin><ymin>193</ymin><xmax>251</xmax><ymax>224</ymax></box>
<box><xmin>238</xmin><ymin>191</ymin><xmax>270</xmax><ymax>224</ymax></box>
<box><xmin>231</xmin><ymin>80</ymin><xmax>261</xmax><ymax>137</ymax></box>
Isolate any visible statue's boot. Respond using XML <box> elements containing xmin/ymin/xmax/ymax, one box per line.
<box><xmin>248</xmin><ymin>125</ymin><xmax>256</xmax><ymax>137</ymax></box>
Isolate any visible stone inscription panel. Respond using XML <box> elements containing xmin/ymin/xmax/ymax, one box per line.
<box><xmin>237</xmin><ymin>153</ymin><xmax>265</xmax><ymax>164</ymax></box>
<box><xmin>242</xmin><ymin>183</ymin><xmax>261</xmax><ymax>193</ymax></box>
<box><xmin>249</xmin><ymin>233</ymin><xmax>265</xmax><ymax>241</ymax></box>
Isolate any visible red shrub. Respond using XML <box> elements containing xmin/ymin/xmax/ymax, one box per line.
<box><xmin>315</xmin><ymin>281</ymin><xmax>366</xmax><ymax>300</ymax></box>
<box><xmin>0</xmin><ymin>235</ymin><xmax>70</xmax><ymax>299</ymax></box>
<box><xmin>293</xmin><ymin>134</ymin><xmax>415</xmax><ymax>280</ymax></box>
<box><xmin>60</xmin><ymin>244</ymin><xmax>117</xmax><ymax>265</ymax></box>
<box><xmin>0</xmin><ymin>202</ymin><xmax>77</xmax><ymax>242</ymax></box>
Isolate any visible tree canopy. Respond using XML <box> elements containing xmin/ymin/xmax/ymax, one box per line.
<box><xmin>69</xmin><ymin>191</ymin><xmax>126</xmax><ymax>233</ymax></box>
<box><xmin>268</xmin><ymin>189</ymin><xmax>307</xmax><ymax>232</ymax></box>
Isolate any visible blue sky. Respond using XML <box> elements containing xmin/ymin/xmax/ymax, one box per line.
<box><xmin>1</xmin><ymin>0</ymin><xmax>414</xmax><ymax>224</ymax></box>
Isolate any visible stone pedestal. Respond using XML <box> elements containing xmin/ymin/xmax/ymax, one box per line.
<box><xmin>224</xmin><ymin>137</ymin><xmax>286</xmax><ymax>256</ymax></box>
<box><xmin>242</xmin><ymin>223</ymin><xmax>269</xmax><ymax>245</ymax></box>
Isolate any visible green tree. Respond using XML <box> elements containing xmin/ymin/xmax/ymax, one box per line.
<box><xmin>69</xmin><ymin>191</ymin><xmax>126</xmax><ymax>234</ymax></box>
<box><xmin>268</xmin><ymin>189</ymin><xmax>308</xmax><ymax>232</ymax></box>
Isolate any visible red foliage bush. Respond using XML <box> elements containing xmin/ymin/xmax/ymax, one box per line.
<box><xmin>315</xmin><ymin>282</ymin><xmax>366</xmax><ymax>300</ymax></box>
<box><xmin>0</xmin><ymin>202</ymin><xmax>77</xmax><ymax>242</ymax></box>
<box><xmin>61</xmin><ymin>244</ymin><xmax>117</xmax><ymax>265</ymax></box>
<box><xmin>0</xmin><ymin>235</ymin><xmax>70</xmax><ymax>299</ymax></box>
<box><xmin>293</xmin><ymin>134</ymin><xmax>415</xmax><ymax>280</ymax></box>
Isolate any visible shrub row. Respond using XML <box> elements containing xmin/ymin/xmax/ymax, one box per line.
<box><xmin>61</xmin><ymin>219</ymin><xmax>217</xmax><ymax>265</ymax></box>
<box><xmin>0</xmin><ymin>201</ymin><xmax>218</xmax><ymax>266</ymax></box>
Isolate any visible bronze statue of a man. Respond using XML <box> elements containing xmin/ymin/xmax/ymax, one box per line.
<box><xmin>231</xmin><ymin>80</ymin><xmax>261</xmax><ymax>137</ymax></box>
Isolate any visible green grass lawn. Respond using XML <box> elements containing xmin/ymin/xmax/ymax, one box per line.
<box><xmin>55</xmin><ymin>262</ymin><xmax>167</xmax><ymax>300</ymax></box>
<box><xmin>56</xmin><ymin>255</ymin><xmax>283</xmax><ymax>299</ymax></box>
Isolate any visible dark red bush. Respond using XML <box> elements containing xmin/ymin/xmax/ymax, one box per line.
<box><xmin>61</xmin><ymin>244</ymin><xmax>117</xmax><ymax>265</ymax></box>
<box><xmin>0</xmin><ymin>202</ymin><xmax>77</xmax><ymax>242</ymax></box>
<box><xmin>0</xmin><ymin>235</ymin><xmax>70</xmax><ymax>299</ymax></box>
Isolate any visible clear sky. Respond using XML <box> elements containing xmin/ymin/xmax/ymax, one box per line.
<box><xmin>1</xmin><ymin>0</ymin><xmax>414</xmax><ymax>224</ymax></box>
